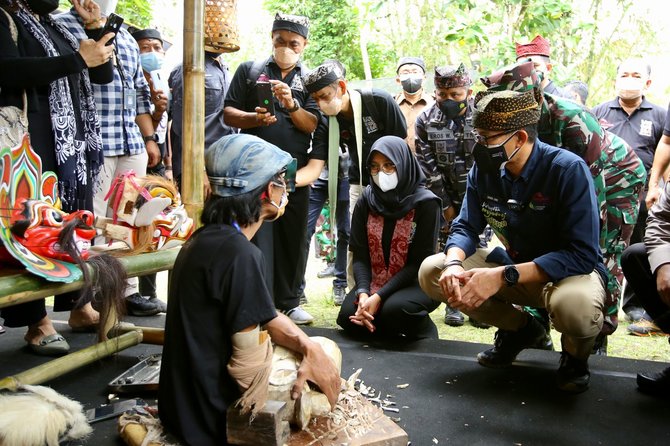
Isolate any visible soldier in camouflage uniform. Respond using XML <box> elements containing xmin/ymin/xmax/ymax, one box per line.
<box><xmin>482</xmin><ymin>60</ymin><xmax>646</xmax><ymax>343</ymax></box>
<box><xmin>415</xmin><ymin>64</ymin><xmax>489</xmax><ymax>329</ymax></box>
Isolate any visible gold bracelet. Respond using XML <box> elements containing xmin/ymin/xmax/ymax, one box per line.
<box><xmin>84</xmin><ymin>18</ymin><xmax>103</xmax><ymax>29</ymax></box>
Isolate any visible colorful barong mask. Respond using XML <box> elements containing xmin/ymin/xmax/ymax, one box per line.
<box><xmin>0</xmin><ymin>135</ymin><xmax>96</xmax><ymax>282</ymax></box>
<box><xmin>96</xmin><ymin>172</ymin><xmax>194</xmax><ymax>252</ymax></box>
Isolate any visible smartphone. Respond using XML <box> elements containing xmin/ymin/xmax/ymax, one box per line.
<box><xmin>99</xmin><ymin>13</ymin><xmax>124</xmax><ymax>46</ymax></box>
<box><xmin>150</xmin><ymin>70</ymin><xmax>170</xmax><ymax>101</ymax></box>
<box><xmin>256</xmin><ymin>81</ymin><xmax>275</xmax><ymax>116</ymax></box>
<box><xmin>285</xmin><ymin>158</ymin><xmax>297</xmax><ymax>192</ymax></box>
<box><xmin>85</xmin><ymin>398</ymin><xmax>145</xmax><ymax>423</ymax></box>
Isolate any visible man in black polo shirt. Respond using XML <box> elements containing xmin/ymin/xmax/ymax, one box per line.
<box><xmin>302</xmin><ymin>60</ymin><xmax>407</xmax><ymax>212</ymax></box>
<box><xmin>302</xmin><ymin>61</ymin><xmax>407</xmax><ymax>289</ymax></box>
<box><xmin>224</xmin><ymin>13</ymin><xmax>326</xmax><ymax>324</ymax></box>
<box><xmin>592</xmin><ymin>58</ymin><xmax>667</xmax><ymax>323</ymax></box>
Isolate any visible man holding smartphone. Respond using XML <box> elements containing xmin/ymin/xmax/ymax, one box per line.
<box><xmin>224</xmin><ymin>13</ymin><xmax>326</xmax><ymax>324</ymax></box>
<box><xmin>57</xmin><ymin>0</ymin><xmax>162</xmax><ymax>317</ymax></box>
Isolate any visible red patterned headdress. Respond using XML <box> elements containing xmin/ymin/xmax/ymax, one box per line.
<box><xmin>515</xmin><ymin>35</ymin><xmax>551</xmax><ymax>59</ymax></box>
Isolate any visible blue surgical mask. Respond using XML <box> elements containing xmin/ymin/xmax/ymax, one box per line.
<box><xmin>139</xmin><ymin>52</ymin><xmax>164</xmax><ymax>73</ymax></box>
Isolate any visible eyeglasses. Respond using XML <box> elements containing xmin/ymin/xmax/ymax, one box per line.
<box><xmin>473</xmin><ymin>130</ymin><xmax>517</xmax><ymax>146</ymax></box>
<box><xmin>270</xmin><ymin>181</ymin><xmax>288</xmax><ymax>207</ymax></box>
<box><xmin>368</xmin><ymin>162</ymin><xmax>396</xmax><ymax>175</ymax></box>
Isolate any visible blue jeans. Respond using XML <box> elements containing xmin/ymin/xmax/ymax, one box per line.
<box><xmin>299</xmin><ymin>177</ymin><xmax>350</xmax><ymax>292</ymax></box>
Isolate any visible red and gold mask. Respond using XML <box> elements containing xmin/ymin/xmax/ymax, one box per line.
<box><xmin>0</xmin><ymin>135</ymin><xmax>91</xmax><ymax>282</ymax></box>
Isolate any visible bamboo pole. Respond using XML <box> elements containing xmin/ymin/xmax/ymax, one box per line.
<box><xmin>0</xmin><ymin>248</ymin><xmax>180</xmax><ymax>309</ymax></box>
<box><xmin>0</xmin><ymin>330</ymin><xmax>143</xmax><ymax>391</ymax></box>
<box><xmin>110</xmin><ymin>324</ymin><xmax>165</xmax><ymax>345</ymax></box>
<box><xmin>181</xmin><ymin>0</ymin><xmax>205</xmax><ymax>226</ymax></box>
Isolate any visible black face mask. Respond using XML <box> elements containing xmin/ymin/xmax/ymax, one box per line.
<box><xmin>401</xmin><ymin>77</ymin><xmax>423</xmax><ymax>94</ymax></box>
<box><xmin>438</xmin><ymin>99</ymin><xmax>467</xmax><ymax>119</ymax></box>
<box><xmin>25</xmin><ymin>0</ymin><xmax>59</xmax><ymax>15</ymax></box>
<box><xmin>472</xmin><ymin>132</ymin><xmax>520</xmax><ymax>174</ymax></box>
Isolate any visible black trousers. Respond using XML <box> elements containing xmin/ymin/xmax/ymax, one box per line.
<box><xmin>1</xmin><ymin>293</ymin><xmax>77</xmax><ymax>327</ymax></box>
<box><xmin>253</xmin><ymin>186</ymin><xmax>309</xmax><ymax>311</ymax></box>
<box><xmin>337</xmin><ymin>284</ymin><xmax>440</xmax><ymax>340</ymax></box>
<box><xmin>621</xmin><ymin>242</ymin><xmax>670</xmax><ymax>333</ymax></box>
<box><xmin>622</xmin><ymin>191</ymin><xmax>648</xmax><ymax>311</ymax></box>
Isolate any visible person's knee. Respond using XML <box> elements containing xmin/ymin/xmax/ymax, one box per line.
<box><xmin>549</xmin><ymin>293</ymin><xmax>603</xmax><ymax>339</ymax></box>
<box><xmin>418</xmin><ymin>254</ymin><xmax>446</xmax><ymax>302</ymax></box>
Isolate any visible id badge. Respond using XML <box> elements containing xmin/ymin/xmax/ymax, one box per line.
<box><xmin>124</xmin><ymin>88</ymin><xmax>136</xmax><ymax>110</ymax></box>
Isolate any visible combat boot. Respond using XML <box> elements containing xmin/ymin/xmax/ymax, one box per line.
<box><xmin>477</xmin><ymin>316</ymin><xmax>546</xmax><ymax>368</ymax></box>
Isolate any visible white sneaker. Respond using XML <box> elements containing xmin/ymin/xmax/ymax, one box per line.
<box><xmin>282</xmin><ymin>306</ymin><xmax>314</xmax><ymax>325</ymax></box>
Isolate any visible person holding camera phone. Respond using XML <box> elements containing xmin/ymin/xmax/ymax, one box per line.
<box><xmin>0</xmin><ymin>0</ymin><xmax>114</xmax><ymax>354</ymax></box>
<box><xmin>224</xmin><ymin>13</ymin><xmax>326</xmax><ymax>325</ymax></box>
<box><xmin>57</xmin><ymin>0</ymin><xmax>163</xmax><ymax>317</ymax></box>
<box><xmin>415</xmin><ymin>64</ymin><xmax>490</xmax><ymax>330</ymax></box>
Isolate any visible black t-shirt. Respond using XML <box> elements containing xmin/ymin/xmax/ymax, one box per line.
<box><xmin>663</xmin><ymin>106</ymin><xmax>670</xmax><ymax>137</ymax></box>
<box><xmin>592</xmin><ymin>97</ymin><xmax>666</xmax><ymax>171</ymax></box>
<box><xmin>224</xmin><ymin>58</ymin><xmax>323</xmax><ymax>168</ymax></box>
<box><xmin>338</xmin><ymin>88</ymin><xmax>407</xmax><ymax>185</ymax></box>
<box><xmin>158</xmin><ymin>224</ymin><xmax>277</xmax><ymax>446</ymax></box>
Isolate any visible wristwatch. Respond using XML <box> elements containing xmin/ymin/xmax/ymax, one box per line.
<box><xmin>503</xmin><ymin>265</ymin><xmax>519</xmax><ymax>287</ymax></box>
<box><xmin>143</xmin><ymin>134</ymin><xmax>159</xmax><ymax>143</ymax></box>
<box><xmin>286</xmin><ymin>101</ymin><xmax>300</xmax><ymax>113</ymax></box>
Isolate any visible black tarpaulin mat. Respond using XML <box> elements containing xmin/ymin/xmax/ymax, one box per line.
<box><xmin>1</xmin><ymin>315</ymin><xmax>669</xmax><ymax>445</ymax></box>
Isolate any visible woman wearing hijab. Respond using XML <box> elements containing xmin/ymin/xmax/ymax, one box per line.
<box><xmin>0</xmin><ymin>0</ymin><xmax>113</xmax><ymax>355</ymax></box>
<box><xmin>337</xmin><ymin>136</ymin><xmax>442</xmax><ymax>340</ymax></box>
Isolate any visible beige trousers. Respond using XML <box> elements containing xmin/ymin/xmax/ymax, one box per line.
<box><xmin>93</xmin><ymin>152</ymin><xmax>149</xmax><ymax>297</ymax></box>
<box><xmin>418</xmin><ymin>249</ymin><xmax>606</xmax><ymax>359</ymax></box>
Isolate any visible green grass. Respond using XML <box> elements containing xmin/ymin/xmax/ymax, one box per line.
<box><xmin>303</xmin><ymin>265</ymin><xmax>670</xmax><ymax>363</ymax></box>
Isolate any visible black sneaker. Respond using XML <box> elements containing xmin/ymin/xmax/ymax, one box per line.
<box><xmin>444</xmin><ymin>306</ymin><xmax>465</xmax><ymax>326</ymax></box>
<box><xmin>125</xmin><ymin>293</ymin><xmax>161</xmax><ymax>317</ymax></box>
<box><xmin>556</xmin><ymin>352</ymin><xmax>590</xmax><ymax>393</ymax></box>
<box><xmin>637</xmin><ymin>366</ymin><xmax>670</xmax><ymax>396</ymax></box>
<box><xmin>534</xmin><ymin>332</ymin><xmax>555</xmax><ymax>351</ymax></box>
<box><xmin>591</xmin><ymin>333</ymin><xmax>607</xmax><ymax>356</ymax></box>
<box><xmin>148</xmin><ymin>297</ymin><xmax>168</xmax><ymax>313</ymax></box>
<box><xmin>469</xmin><ymin>318</ymin><xmax>491</xmax><ymax>329</ymax></box>
<box><xmin>477</xmin><ymin>316</ymin><xmax>546</xmax><ymax>368</ymax></box>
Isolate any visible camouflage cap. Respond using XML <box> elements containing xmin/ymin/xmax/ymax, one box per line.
<box><xmin>472</xmin><ymin>90</ymin><xmax>540</xmax><ymax>132</ymax></box>
<box><xmin>515</xmin><ymin>35</ymin><xmax>551</xmax><ymax>59</ymax></box>
<box><xmin>434</xmin><ymin>63</ymin><xmax>472</xmax><ymax>89</ymax></box>
<box><xmin>480</xmin><ymin>60</ymin><xmax>542</xmax><ymax>104</ymax></box>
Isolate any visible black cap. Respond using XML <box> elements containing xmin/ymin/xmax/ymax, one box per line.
<box><xmin>397</xmin><ymin>56</ymin><xmax>426</xmax><ymax>74</ymax></box>
<box><xmin>130</xmin><ymin>28</ymin><xmax>172</xmax><ymax>51</ymax></box>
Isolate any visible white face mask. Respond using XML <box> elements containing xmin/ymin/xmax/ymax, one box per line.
<box><xmin>372</xmin><ymin>171</ymin><xmax>399</xmax><ymax>192</ymax></box>
<box><xmin>319</xmin><ymin>94</ymin><xmax>343</xmax><ymax>116</ymax></box>
<box><xmin>616</xmin><ymin>77</ymin><xmax>645</xmax><ymax>100</ymax></box>
<box><xmin>273</xmin><ymin>47</ymin><xmax>300</xmax><ymax>70</ymax></box>
<box><xmin>266</xmin><ymin>185</ymin><xmax>288</xmax><ymax>222</ymax></box>
<box><xmin>96</xmin><ymin>0</ymin><xmax>119</xmax><ymax>16</ymax></box>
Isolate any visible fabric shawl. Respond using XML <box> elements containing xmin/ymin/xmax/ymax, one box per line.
<box><xmin>13</xmin><ymin>7</ymin><xmax>103</xmax><ymax>211</ymax></box>
<box><xmin>362</xmin><ymin>135</ymin><xmax>439</xmax><ymax>219</ymax></box>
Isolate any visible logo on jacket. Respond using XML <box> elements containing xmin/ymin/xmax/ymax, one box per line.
<box><xmin>529</xmin><ymin>192</ymin><xmax>551</xmax><ymax>210</ymax></box>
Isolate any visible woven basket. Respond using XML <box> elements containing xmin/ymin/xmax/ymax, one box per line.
<box><xmin>204</xmin><ymin>0</ymin><xmax>240</xmax><ymax>53</ymax></box>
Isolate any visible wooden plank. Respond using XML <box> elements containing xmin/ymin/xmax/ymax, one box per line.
<box><xmin>288</xmin><ymin>393</ymin><xmax>408</xmax><ymax>446</ymax></box>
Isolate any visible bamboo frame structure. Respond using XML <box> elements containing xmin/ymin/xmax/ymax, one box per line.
<box><xmin>0</xmin><ymin>248</ymin><xmax>180</xmax><ymax>309</ymax></box>
<box><xmin>181</xmin><ymin>0</ymin><xmax>205</xmax><ymax>226</ymax></box>
<box><xmin>0</xmin><ymin>330</ymin><xmax>143</xmax><ymax>391</ymax></box>
<box><xmin>0</xmin><ymin>0</ymin><xmax>206</xmax><ymax>393</ymax></box>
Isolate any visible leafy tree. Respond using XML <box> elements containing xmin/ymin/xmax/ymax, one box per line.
<box><xmin>263</xmin><ymin>0</ymin><xmax>390</xmax><ymax>79</ymax></box>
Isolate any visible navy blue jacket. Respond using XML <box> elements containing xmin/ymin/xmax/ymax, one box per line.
<box><xmin>447</xmin><ymin>140</ymin><xmax>607</xmax><ymax>283</ymax></box>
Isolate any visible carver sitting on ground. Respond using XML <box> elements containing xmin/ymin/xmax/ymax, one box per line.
<box><xmin>158</xmin><ymin>134</ymin><xmax>340</xmax><ymax>446</ymax></box>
